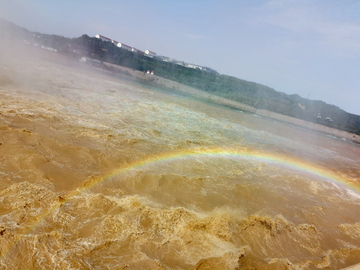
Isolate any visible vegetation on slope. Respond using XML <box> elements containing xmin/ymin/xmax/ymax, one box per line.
<box><xmin>1</xmin><ymin>19</ymin><xmax>359</xmax><ymax>136</ymax></box>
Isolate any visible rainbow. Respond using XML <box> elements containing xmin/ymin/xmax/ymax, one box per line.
<box><xmin>1</xmin><ymin>147</ymin><xmax>359</xmax><ymax>260</ymax></box>
<box><xmin>82</xmin><ymin>146</ymin><xmax>359</xmax><ymax>192</ymax></box>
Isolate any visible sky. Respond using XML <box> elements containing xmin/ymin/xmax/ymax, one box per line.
<box><xmin>1</xmin><ymin>0</ymin><xmax>359</xmax><ymax>115</ymax></box>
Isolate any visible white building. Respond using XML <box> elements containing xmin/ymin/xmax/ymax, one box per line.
<box><xmin>111</xmin><ymin>40</ymin><xmax>119</xmax><ymax>46</ymax></box>
<box><xmin>145</xmin><ymin>50</ymin><xmax>157</xmax><ymax>57</ymax></box>
<box><xmin>184</xmin><ymin>63</ymin><xmax>203</xmax><ymax>70</ymax></box>
<box><xmin>132</xmin><ymin>47</ymin><xmax>144</xmax><ymax>54</ymax></box>
<box><xmin>95</xmin><ymin>34</ymin><xmax>112</xmax><ymax>42</ymax></box>
<box><xmin>95</xmin><ymin>34</ymin><xmax>145</xmax><ymax>54</ymax></box>
<box><xmin>326</xmin><ymin>117</ymin><xmax>333</xmax><ymax>122</ymax></box>
<box><xmin>117</xmin><ymin>42</ymin><xmax>132</xmax><ymax>52</ymax></box>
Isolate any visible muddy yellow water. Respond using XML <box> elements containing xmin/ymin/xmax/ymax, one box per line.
<box><xmin>0</xmin><ymin>46</ymin><xmax>360</xmax><ymax>269</ymax></box>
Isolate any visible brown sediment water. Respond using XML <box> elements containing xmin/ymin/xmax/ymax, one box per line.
<box><xmin>0</xmin><ymin>45</ymin><xmax>360</xmax><ymax>269</ymax></box>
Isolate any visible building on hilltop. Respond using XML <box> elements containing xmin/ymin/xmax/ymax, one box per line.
<box><xmin>95</xmin><ymin>34</ymin><xmax>111</xmax><ymax>42</ymax></box>
<box><xmin>95</xmin><ymin>34</ymin><xmax>144</xmax><ymax>54</ymax></box>
<box><xmin>132</xmin><ymin>48</ymin><xmax>144</xmax><ymax>55</ymax></box>
<box><xmin>117</xmin><ymin>42</ymin><xmax>133</xmax><ymax>52</ymax></box>
<box><xmin>111</xmin><ymin>40</ymin><xmax>120</xmax><ymax>46</ymax></box>
<box><xmin>184</xmin><ymin>63</ymin><xmax>201</xmax><ymax>69</ymax></box>
<box><xmin>157</xmin><ymin>56</ymin><xmax>173</xmax><ymax>63</ymax></box>
<box><xmin>145</xmin><ymin>50</ymin><xmax>157</xmax><ymax>57</ymax></box>
<box><xmin>94</xmin><ymin>34</ymin><xmax>217</xmax><ymax>73</ymax></box>
<box><xmin>202</xmin><ymin>66</ymin><xmax>218</xmax><ymax>74</ymax></box>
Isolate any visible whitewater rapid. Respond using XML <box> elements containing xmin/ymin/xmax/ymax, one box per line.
<box><xmin>0</xmin><ymin>47</ymin><xmax>360</xmax><ymax>269</ymax></box>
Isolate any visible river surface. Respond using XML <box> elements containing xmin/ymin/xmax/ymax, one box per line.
<box><xmin>0</xmin><ymin>47</ymin><xmax>360</xmax><ymax>269</ymax></box>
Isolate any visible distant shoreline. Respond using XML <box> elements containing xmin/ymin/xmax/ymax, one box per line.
<box><xmin>6</xmin><ymin>41</ymin><xmax>358</xmax><ymax>145</ymax></box>
<box><xmin>102</xmin><ymin>61</ymin><xmax>360</xmax><ymax>145</ymax></box>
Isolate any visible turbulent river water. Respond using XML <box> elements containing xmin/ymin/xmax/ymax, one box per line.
<box><xmin>0</xmin><ymin>47</ymin><xmax>360</xmax><ymax>269</ymax></box>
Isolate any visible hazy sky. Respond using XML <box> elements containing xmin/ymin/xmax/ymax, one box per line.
<box><xmin>1</xmin><ymin>0</ymin><xmax>359</xmax><ymax>115</ymax></box>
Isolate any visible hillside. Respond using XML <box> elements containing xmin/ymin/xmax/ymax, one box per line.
<box><xmin>1</xmin><ymin>18</ymin><xmax>359</xmax><ymax>136</ymax></box>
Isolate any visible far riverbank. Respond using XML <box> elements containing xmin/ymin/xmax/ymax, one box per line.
<box><xmin>102</xmin><ymin>61</ymin><xmax>360</xmax><ymax>145</ymax></box>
